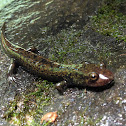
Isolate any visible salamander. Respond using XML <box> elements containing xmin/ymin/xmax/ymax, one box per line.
<box><xmin>1</xmin><ymin>23</ymin><xmax>114</xmax><ymax>92</ymax></box>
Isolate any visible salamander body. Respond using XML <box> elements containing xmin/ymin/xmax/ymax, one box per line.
<box><xmin>1</xmin><ymin>23</ymin><xmax>114</xmax><ymax>91</ymax></box>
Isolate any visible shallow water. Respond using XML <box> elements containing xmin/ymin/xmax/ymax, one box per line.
<box><xmin>0</xmin><ymin>0</ymin><xmax>14</xmax><ymax>10</ymax></box>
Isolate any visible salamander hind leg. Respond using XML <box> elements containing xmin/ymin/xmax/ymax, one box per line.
<box><xmin>27</xmin><ymin>47</ymin><xmax>39</xmax><ymax>54</ymax></box>
<box><xmin>55</xmin><ymin>80</ymin><xmax>68</xmax><ymax>94</ymax></box>
<box><xmin>7</xmin><ymin>59</ymin><xmax>19</xmax><ymax>81</ymax></box>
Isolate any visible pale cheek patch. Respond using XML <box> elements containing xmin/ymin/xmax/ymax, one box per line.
<box><xmin>99</xmin><ymin>74</ymin><xmax>108</xmax><ymax>80</ymax></box>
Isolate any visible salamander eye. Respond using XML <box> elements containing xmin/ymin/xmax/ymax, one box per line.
<box><xmin>89</xmin><ymin>72</ymin><xmax>99</xmax><ymax>81</ymax></box>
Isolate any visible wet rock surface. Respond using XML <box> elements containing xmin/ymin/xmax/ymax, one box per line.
<box><xmin>0</xmin><ymin>0</ymin><xmax>126</xmax><ymax>125</ymax></box>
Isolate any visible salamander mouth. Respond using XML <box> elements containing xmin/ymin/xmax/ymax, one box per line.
<box><xmin>86</xmin><ymin>79</ymin><xmax>114</xmax><ymax>92</ymax></box>
<box><xmin>108</xmin><ymin>76</ymin><xmax>114</xmax><ymax>84</ymax></box>
<box><xmin>108</xmin><ymin>79</ymin><xmax>114</xmax><ymax>85</ymax></box>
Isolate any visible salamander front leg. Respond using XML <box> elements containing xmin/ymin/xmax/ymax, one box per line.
<box><xmin>55</xmin><ymin>80</ymin><xmax>68</xmax><ymax>94</ymax></box>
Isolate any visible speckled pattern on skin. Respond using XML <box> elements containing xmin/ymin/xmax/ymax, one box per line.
<box><xmin>1</xmin><ymin>23</ymin><xmax>114</xmax><ymax>90</ymax></box>
<box><xmin>0</xmin><ymin>0</ymin><xmax>125</xmax><ymax>125</ymax></box>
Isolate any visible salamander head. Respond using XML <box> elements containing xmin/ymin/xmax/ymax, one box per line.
<box><xmin>79</xmin><ymin>63</ymin><xmax>114</xmax><ymax>87</ymax></box>
<box><xmin>86</xmin><ymin>69</ymin><xmax>114</xmax><ymax>87</ymax></box>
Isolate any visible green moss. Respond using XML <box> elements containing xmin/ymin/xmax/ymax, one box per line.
<box><xmin>30</xmin><ymin>120</ymin><xmax>50</xmax><ymax>126</ymax></box>
<box><xmin>48</xmin><ymin>29</ymin><xmax>84</xmax><ymax>64</ymax></box>
<box><xmin>92</xmin><ymin>0</ymin><xmax>126</xmax><ymax>42</ymax></box>
<box><xmin>79</xmin><ymin>108</ymin><xmax>102</xmax><ymax>126</ymax></box>
<box><xmin>3</xmin><ymin>1</ymin><xmax>125</xmax><ymax>125</ymax></box>
<box><xmin>3</xmin><ymin>80</ymin><xmax>54</xmax><ymax>125</ymax></box>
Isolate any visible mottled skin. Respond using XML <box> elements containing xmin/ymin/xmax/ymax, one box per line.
<box><xmin>1</xmin><ymin>23</ymin><xmax>114</xmax><ymax>92</ymax></box>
